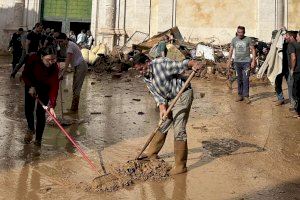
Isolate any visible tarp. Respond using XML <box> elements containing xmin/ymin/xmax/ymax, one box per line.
<box><xmin>196</xmin><ymin>44</ymin><xmax>215</xmax><ymax>61</ymax></box>
<box><xmin>257</xmin><ymin>30</ymin><xmax>284</xmax><ymax>85</ymax></box>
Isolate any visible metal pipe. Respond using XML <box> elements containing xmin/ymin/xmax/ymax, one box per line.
<box><xmin>284</xmin><ymin>0</ymin><xmax>288</xmax><ymax>28</ymax></box>
<box><xmin>149</xmin><ymin>0</ymin><xmax>151</xmax><ymax>35</ymax></box>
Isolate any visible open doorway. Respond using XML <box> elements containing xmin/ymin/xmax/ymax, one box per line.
<box><xmin>70</xmin><ymin>22</ymin><xmax>91</xmax><ymax>36</ymax></box>
<box><xmin>41</xmin><ymin>20</ymin><xmax>62</xmax><ymax>32</ymax></box>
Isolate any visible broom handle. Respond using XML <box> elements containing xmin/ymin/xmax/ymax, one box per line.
<box><xmin>60</xmin><ymin>82</ymin><xmax>64</xmax><ymax>119</ymax></box>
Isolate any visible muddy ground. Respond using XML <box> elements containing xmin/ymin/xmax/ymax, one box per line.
<box><xmin>0</xmin><ymin>55</ymin><xmax>299</xmax><ymax>200</ymax></box>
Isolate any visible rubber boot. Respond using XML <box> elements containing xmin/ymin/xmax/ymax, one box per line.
<box><xmin>139</xmin><ymin>130</ymin><xmax>167</xmax><ymax>160</ymax></box>
<box><xmin>70</xmin><ymin>95</ymin><xmax>80</xmax><ymax>112</ymax></box>
<box><xmin>169</xmin><ymin>140</ymin><xmax>188</xmax><ymax>175</ymax></box>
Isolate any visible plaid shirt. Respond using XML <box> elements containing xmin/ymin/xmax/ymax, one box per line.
<box><xmin>143</xmin><ymin>57</ymin><xmax>190</xmax><ymax>105</ymax></box>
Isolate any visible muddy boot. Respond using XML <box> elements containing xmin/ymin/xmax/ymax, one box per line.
<box><xmin>169</xmin><ymin>140</ymin><xmax>188</xmax><ymax>176</ymax></box>
<box><xmin>244</xmin><ymin>97</ymin><xmax>251</xmax><ymax>104</ymax></box>
<box><xmin>235</xmin><ymin>95</ymin><xmax>243</xmax><ymax>102</ymax></box>
<box><xmin>70</xmin><ymin>95</ymin><xmax>80</xmax><ymax>112</ymax></box>
<box><xmin>34</xmin><ymin>139</ymin><xmax>42</xmax><ymax>147</ymax></box>
<box><xmin>24</xmin><ymin>129</ymin><xmax>34</xmax><ymax>144</ymax></box>
<box><xmin>139</xmin><ymin>130</ymin><xmax>167</xmax><ymax>160</ymax></box>
<box><xmin>275</xmin><ymin>100</ymin><xmax>284</xmax><ymax>106</ymax></box>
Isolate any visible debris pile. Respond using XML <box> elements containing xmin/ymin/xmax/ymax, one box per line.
<box><xmin>92</xmin><ymin>54</ymin><xmax>131</xmax><ymax>74</ymax></box>
<box><xmin>87</xmin><ymin>26</ymin><xmax>269</xmax><ymax>81</ymax></box>
<box><xmin>84</xmin><ymin>159</ymin><xmax>170</xmax><ymax>192</ymax></box>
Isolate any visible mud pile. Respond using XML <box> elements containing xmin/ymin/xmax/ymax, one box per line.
<box><xmin>88</xmin><ymin>159</ymin><xmax>170</xmax><ymax>192</ymax></box>
<box><xmin>92</xmin><ymin>54</ymin><xmax>131</xmax><ymax>74</ymax></box>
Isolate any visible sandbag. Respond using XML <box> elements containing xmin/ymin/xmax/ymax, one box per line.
<box><xmin>89</xmin><ymin>50</ymin><xmax>98</xmax><ymax>65</ymax></box>
<box><xmin>81</xmin><ymin>48</ymin><xmax>89</xmax><ymax>62</ymax></box>
<box><xmin>96</xmin><ymin>44</ymin><xmax>108</xmax><ymax>55</ymax></box>
<box><xmin>91</xmin><ymin>45</ymin><xmax>100</xmax><ymax>54</ymax></box>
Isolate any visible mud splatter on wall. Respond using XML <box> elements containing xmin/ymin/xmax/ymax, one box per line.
<box><xmin>288</xmin><ymin>0</ymin><xmax>300</xmax><ymax>30</ymax></box>
<box><xmin>176</xmin><ymin>0</ymin><xmax>257</xmax><ymax>28</ymax></box>
<box><xmin>175</xmin><ymin>0</ymin><xmax>257</xmax><ymax>43</ymax></box>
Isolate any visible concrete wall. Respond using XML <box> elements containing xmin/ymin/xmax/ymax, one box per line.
<box><xmin>123</xmin><ymin>0</ymin><xmax>151</xmax><ymax>39</ymax></box>
<box><xmin>0</xmin><ymin>0</ymin><xmax>41</xmax><ymax>55</ymax></box>
<box><xmin>1</xmin><ymin>0</ymin><xmax>298</xmax><ymax>54</ymax></box>
<box><xmin>288</xmin><ymin>0</ymin><xmax>300</xmax><ymax>30</ymax></box>
<box><xmin>0</xmin><ymin>1</ymin><xmax>15</xmax><ymax>54</ymax></box>
<box><xmin>175</xmin><ymin>0</ymin><xmax>258</xmax><ymax>44</ymax></box>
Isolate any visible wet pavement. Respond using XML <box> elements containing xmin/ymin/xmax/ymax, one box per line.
<box><xmin>0</xmin><ymin>56</ymin><xmax>299</xmax><ymax>200</ymax></box>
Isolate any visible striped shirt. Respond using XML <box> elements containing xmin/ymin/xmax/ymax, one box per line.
<box><xmin>143</xmin><ymin>57</ymin><xmax>190</xmax><ymax>105</ymax></box>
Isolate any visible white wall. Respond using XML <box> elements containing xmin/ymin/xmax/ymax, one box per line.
<box><xmin>0</xmin><ymin>1</ymin><xmax>17</xmax><ymax>54</ymax></box>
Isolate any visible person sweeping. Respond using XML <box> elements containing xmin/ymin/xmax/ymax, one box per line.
<box><xmin>22</xmin><ymin>46</ymin><xmax>59</xmax><ymax>146</ymax></box>
<box><xmin>56</xmin><ymin>33</ymin><xmax>88</xmax><ymax>112</ymax></box>
<box><xmin>132</xmin><ymin>53</ymin><xmax>203</xmax><ymax>175</ymax></box>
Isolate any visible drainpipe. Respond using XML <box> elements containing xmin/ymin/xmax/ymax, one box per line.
<box><xmin>14</xmin><ymin>0</ymin><xmax>25</xmax><ymax>28</ymax></box>
<box><xmin>115</xmin><ymin>0</ymin><xmax>120</xmax><ymax>45</ymax></box>
<box><xmin>23</xmin><ymin>0</ymin><xmax>29</xmax><ymax>29</ymax></box>
<box><xmin>149</xmin><ymin>0</ymin><xmax>151</xmax><ymax>35</ymax></box>
<box><xmin>64</xmin><ymin>0</ymin><xmax>68</xmax><ymax>33</ymax></box>
<box><xmin>276</xmin><ymin>0</ymin><xmax>284</xmax><ymax>29</ymax></box>
<box><xmin>172</xmin><ymin>0</ymin><xmax>176</xmax><ymax>27</ymax></box>
<box><xmin>284</xmin><ymin>0</ymin><xmax>288</xmax><ymax>28</ymax></box>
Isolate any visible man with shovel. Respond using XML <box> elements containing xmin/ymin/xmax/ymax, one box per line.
<box><xmin>132</xmin><ymin>53</ymin><xmax>203</xmax><ymax>175</ymax></box>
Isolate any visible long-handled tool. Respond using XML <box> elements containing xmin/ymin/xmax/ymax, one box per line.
<box><xmin>135</xmin><ymin>71</ymin><xmax>196</xmax><ymax>160</ymax></box>
<box><xmin>59</xmin><ymin>81</ymin><xmax>64</xmax><ymax>120</ymax></box>
<box><xmin>36</xmin><ymin>97</ymin><xmax>100</xmax><ymax>175</ymax></box>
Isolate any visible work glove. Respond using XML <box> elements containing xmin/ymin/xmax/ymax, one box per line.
<box><xmin>28</xmin><ymin>87</ymin><xmax>36</xmax><ymax>97</ymax></box>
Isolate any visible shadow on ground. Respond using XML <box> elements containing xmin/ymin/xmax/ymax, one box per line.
<box><xmin>160</xmin><ymin>138</ymin><xmax>265</xmax><ymax>171</ymax></box>
<box><xmin>232</xmin><ymin>179</ymin><xmax>300</xmax><ymax>200</ymax></box>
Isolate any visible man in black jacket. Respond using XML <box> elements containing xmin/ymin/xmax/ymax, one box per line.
<box><xmin>8</xmin><ymin>28</ymin><xmax>24</xmax><ymax>72</ymax></box>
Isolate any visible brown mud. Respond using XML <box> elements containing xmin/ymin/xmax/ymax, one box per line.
<box><xmin>0</xmin><ymin>56</ymin><xmax>299</xmax><ymax>200</ymax></box>
<box><xmin>86</xmin><ymin>159</ymin><xmax>170</xmax><ymax>192</ymax></box>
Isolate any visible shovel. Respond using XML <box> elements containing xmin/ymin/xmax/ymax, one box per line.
<box><xmin>135</xmin><ymin>70</ymin><xmax>196</xmax><ymax>160</ymax></box>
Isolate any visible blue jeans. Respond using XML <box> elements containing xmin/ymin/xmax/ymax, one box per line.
<box><xmin>235</xmin><ymin>62</ymin><xmax>250</xmax><ymax>97</ymax></box>
<box><xmin>275</xmin><ymin>70</ymin><xmax>294</xmax><ymax>104</ymax></box>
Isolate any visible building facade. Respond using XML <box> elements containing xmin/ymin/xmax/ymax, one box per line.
<box><xmin>0</xmin><ymin>0</ymin><xmax>299</xmax><ymax>54</ymax></box>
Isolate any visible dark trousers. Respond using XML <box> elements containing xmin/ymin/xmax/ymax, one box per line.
<box><xmin>25</xmin><ymin>86</ymin><xmax>49</xmax><ymax>141</ymax></box>
<box><xmin>12</xmin><ymin>50</ymin><xmax>22</xmax><ymax>71</ymax></box>
<box><xmin>235</xmin><ymin>62</ymin><xmax>250</xmax><ymax>97</ymax></box>
<box><xmin>293</xmin><ymin>72</ymin><xmax>300</xmax><ymax>113</ymax></box>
